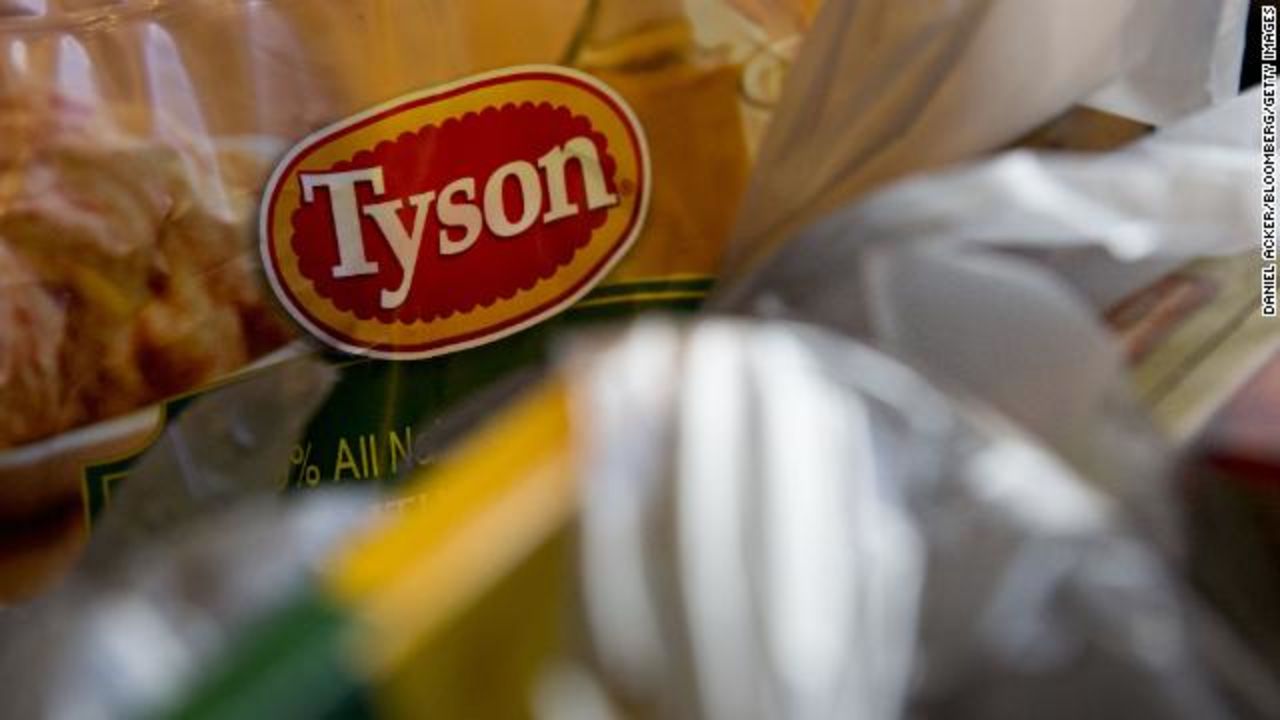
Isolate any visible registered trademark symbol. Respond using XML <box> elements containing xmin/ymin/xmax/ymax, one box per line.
<box><xmin>620</xmin><ymin>178</ymin><xmax>635</xmax><ymax>196</ymax></box>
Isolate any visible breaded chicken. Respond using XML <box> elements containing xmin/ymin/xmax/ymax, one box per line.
<box><xmin>0</xmin><ymin>96</ymin><xmax>291</xmax><ymax>449</ymax></box>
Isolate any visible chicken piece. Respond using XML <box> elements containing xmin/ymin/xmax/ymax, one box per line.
<box><xmin>0</xmin><ymin>243</ymin><xmax>69</xmax><ymax>447</ymax></box>
<box><xmin>0</xmin><ymin>96</ymin><xmax>290</xmax><ymax>449</ymax></box>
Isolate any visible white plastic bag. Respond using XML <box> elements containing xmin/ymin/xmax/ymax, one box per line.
<box><xmin>721</xmin><ymin>88</ymin><xmax>1258</xmax><ymax>510</ymax></box>
<box><xmin>1087</xmin><ymin>0</ymin><xmax>1250</xmax><ymax>125</ymax></box>
<box><xmin>726</xmin><ymin>0</ymin><xmax>1249</xmax><ymax>276</ymax></box>
<box><xmin>567</xmin><ymin>319</ymin><xmax>1277</xmax><ymax>719</ymax></box>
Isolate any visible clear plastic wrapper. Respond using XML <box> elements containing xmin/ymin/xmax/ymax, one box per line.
<box><xmin>0</xmin><ymin>350</ymin><xmax>362</xmax><ymax>718</ymax></box>
<box><xmin>718</xmin><ymin>88</ymin><xmax>1260</xmax><ymax>544</ymax></box>
<box><xmin>8</xmin><ymin>319</ymin><xmax>1278</xmax><ymax>719</ymax></box>
<box><xmin>726</xmin><ymin>0</ymin><xmax>1249</xmax><ymax>276</ymax></box>
<box><xmin>0</xmin><ymin>494</ymin><xmax>373</xmax><ymax>720</ymax></box>
<box><xmin>1086</xmin><ymin>0</ymin><xmax>1250</xmax><ymax>125</ymax></box>
<box><xmin>566</xmin><ymin>319</ymin><xmax>1280</xmax><ymax>719</ymax></box>
<box><xmin>712</xmin><ymin>58</ymin><xmax>1276</xmax><ymax>704</ymax></box>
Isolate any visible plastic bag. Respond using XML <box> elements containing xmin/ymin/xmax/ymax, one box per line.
<box><xmin>0</xmin><ymin>0</ymin><xmax>812</xmax><ymax>601</ymax></box>
<box><xmin>566</xmin><ymin>319</ymin><xmax>1279</xmax><ymax>719</ymax></box>
<box><xmin>719</xmin><ymin>87</ymin><xmax>1259</xmax><ymax>540</ymax></box>
<box><xmin>1086</xmin><ymin>0</ymin><xmax>1250</xmax><ymax>125</ymax></box>
<box><xmin>1</xmin><ymin>4</ymin><xmax>1269</xmax><ymax>718</ymax></box>
<box><xmin>725</xmin><ymin>0</ymin><xmax>1249</xmax><ymax>277</ymax></box>
<box><xmin>14</xmin><ymin>318</ymin><xmax>1276</xmax><ymax>719</ymax></box>
<box><xmin>0</xmin><ymin>494</ymin><xmax>374</xmax><ymax>720</ymax></box>
<box><xmin>0</xmin><ymin>66</ymin><xmax>1267</xmax><ymax>699</ymax></box>
<box><xmin>714</xmin><ymin>57</ymin><xmax>1277</xmax><ymax>699</ymax></box>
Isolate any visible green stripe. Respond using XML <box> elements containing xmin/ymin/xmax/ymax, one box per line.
<box><xmin>150</xmin><ymin>594</ymin><xmax>373</xmax><ymax>720</ymax></box>
<box><xmin>582</xmin><ymin>277</ymin><xmax>715</xmax><ymax>301</ymax></box>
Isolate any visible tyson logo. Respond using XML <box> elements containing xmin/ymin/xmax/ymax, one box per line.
<box><xmin>260</xmin><ymin>65</ymin><xmax>650</xmax><ymax>359</ymax></box>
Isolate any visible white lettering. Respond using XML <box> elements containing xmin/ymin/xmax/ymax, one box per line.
<box><xmin>485</xmin><ymin>160</ymin><xmax>542</xmax><ymax>238</ymax></box>
<box><xmin>361</xmin><ymin>192</ymin><xmax>436</xmax><ymax>310</ymax></box>
<box><xmin>300</xmin><ymin>169</ymin><xmax>385</xmax><ymax>279</ymax></box>
<box><xmin>538</xmin><ymin>137</ymin><xmax>619</xmax><ymax>222</ymax></box>
<box><xmin>300</xmin><ymin>136</ymin><xmax>616</xmax><ymax>307</ymax></box>
<box><xmin>438</xmin><ymin>177</ymin><xmax>482</xmax><ymax>256</ymax></box>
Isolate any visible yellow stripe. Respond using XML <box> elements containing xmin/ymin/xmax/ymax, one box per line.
<box><xmin>324</xmin><ymin>381</ymin><xmax>575</xmax><ymax>677</ymax></box>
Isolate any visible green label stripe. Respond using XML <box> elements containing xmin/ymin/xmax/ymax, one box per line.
<box><xmin>582</xmin><ymin>276</ymin><xmax>715</xmax><ymax>299</ymax></box>
<box><xmin>80</xmin><ymin>391</ymin><xmax>217</xmax><ymax>527</ymax></box>
<box><xmin>83</xmin><ymin>463</ymin><xmax>131</xmax><ymax>528</ymax></box>
<box><xmin>149</xmin><ymin>594</ymin><xmax>371</xmax><ymax>720</ymax></box>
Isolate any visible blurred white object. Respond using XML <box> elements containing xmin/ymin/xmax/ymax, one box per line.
<box><xmin>0</xmin><ymin>353</ymin><xmax>369</xmax><ymax>720</ymax></box>
<box><xmin>566</xmin><ymin>319</ymin><xmax>1276</xmax><ymax>719</ymax></box>
<box><xmin>727</xmin><ymin>0</ymin><xmax>1250</xmax><ymax>276</ymax></box>
<box><xmin>1087</xmin><ymin>0</ymin><xmax>1249</xmax><ymax>126</ymax></box>
<box><xmin>718</xmin><ymin>89</ymin><xmax>1258</xmax><ymax>532</ymax></box>
<box><xmin>0</xmin><ymin>494</ymin><xmax>373</xmax><ymax>720</ymax></box>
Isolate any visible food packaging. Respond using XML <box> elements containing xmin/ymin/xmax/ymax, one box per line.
<box><xmin>0</xmin><ymin>1</ymin><xmax>1270</xmax><ymax>715</ymax></box>
<box><xmin>10</xmin><ymin>319</ymin><xmax>1278</xmax><ymax>718</ymax></box>
<box><xmin>0</xmin><ymin>0</ymin><xmax>813</xmax><ymax>600</ymax></box>
<box><xmin>0</xmin><ymin>0</ymin><xmax>1249</xmax><ymax>603</ymax></box>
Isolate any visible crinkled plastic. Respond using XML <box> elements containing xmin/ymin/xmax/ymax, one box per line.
<box><xmin>566</xmin><ymin>319</ymin><xmax>1280</xmax><ymax>719</ymax></box>
<box><xmin>725</xmin><ymin>0</ymin><xmax>1249</xmax><ymax>277</ymax></box>
<box><xmin>0</xmin><ymin>494</ymin><xmax>374</xmax><ymax>720</ymax></box>
<box><xmin>1086</xmin><ymin>0</ymin><xmax>1250</xmax><ymax>126</ymax></box>
<box><xmin>0</xmin><ymin>349</ymin><xmax>362</xmax><ymax>718</ymax></box>
<box><xmin>702</xmin><ymin>48</ymin><xmax>1276</xmax><ymax>714</ymax></box>
<box><xmin>0</xmin><ymin>2</ymin><xmax>1268</xmax><ymax>717</ymax></box>
<box><xmin>7</xmin><ymin>318</ymin><xmax>1277</xmax><ymax>719</ymax></box>
<box><xmin>718</xmin><ymin>87</ymin><xmax>1260</xmax><ymax>551</ymax></box>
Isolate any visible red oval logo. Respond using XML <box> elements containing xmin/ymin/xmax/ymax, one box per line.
<box><xmin>261</xmin><ymin>66</ymin><xmax>650</xmax><ymax>359</ymax></box>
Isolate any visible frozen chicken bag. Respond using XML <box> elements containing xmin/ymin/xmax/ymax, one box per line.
<box><xmin>0</xmin><ymin>0</ymin><xmax>812</xmax><ymax>601</ymax></box>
